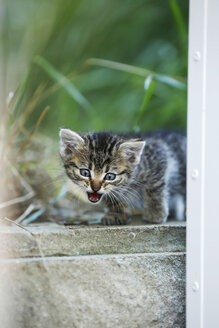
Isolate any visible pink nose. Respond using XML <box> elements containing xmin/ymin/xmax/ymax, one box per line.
<box><xmin>91</xmin><ymin>184</ymin><xmax>101</xmax><ymax>192</ymax></box>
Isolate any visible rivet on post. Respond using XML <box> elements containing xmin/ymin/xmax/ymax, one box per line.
<box><xmin>192</xmin><ymin>281</ymin><xmax>199</xmax><ymax>292</ymax></box>
<box><xmin>193</xmin><ymin>51</ymin><xmax>201</xmax><ymax>62</ymax></box>
<box><xmin>191</xmin><ymin>169</ymin><xmax>199</xmax><ymax>180</ymax></box>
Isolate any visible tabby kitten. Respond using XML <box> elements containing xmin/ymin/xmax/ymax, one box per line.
<box><xmin>59</xmin><ymin>128</ymin><xmax>186</xmax><ymax>225</ymax></box>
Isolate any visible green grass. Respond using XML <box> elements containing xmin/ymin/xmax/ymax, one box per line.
<box><xmin>1</xmin><ymin>0</ymin><xmax>188</xmax><ymax>137</ymax></box>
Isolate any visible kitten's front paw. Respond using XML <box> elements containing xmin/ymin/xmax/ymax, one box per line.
<box><xmin>101</xmin><ymin>213</ymin><xmax>131</xmax><ymax>226</ymax></box>
<box><xmin>142</xmin><ymin>213</ymin><xmax>168</xmax><ymax>224</ymax></box>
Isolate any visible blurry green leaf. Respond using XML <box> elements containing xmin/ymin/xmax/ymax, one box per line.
<box><xmin>169</xmin><ymin>0</ymin><xmax>187</xmax><ymax>38</ymax></box>
<box><xmin>169</xmin><ymin>0</ymin><xmax>187</xmax><ymax>53</ymax></box>
<box><xmin>152</xmin><ymin>74</ymin><xmax>186</xmax><ymax>90</ymax></box>
<box><xmin>34</xmin><ymin>56</ymin><xmax>103</xmax><ymax>129</ymax></box>
<box><xmin>4</xmin><ymin>0</ymin><xmax>188</xmax><ymax>134</ymax></box>
<box><xmin>134</xmin><ymin>77</ymin><xmax>156</xmax><ymax>130</ymax></box>
<box><xmin>144</xmin><ymin>75</ymin><xmax>154</xmax><ymax>90</ymax></box>
<box><xmin>84</xmin><ymin>58</ymin><xmax>187</xmax><ymax>90</ymax></box>
<box><xmin>34</xmin><ymin>56</ymin><xmax>91</xmax><ymax>111</ymax></box>
<box><xmin>10</xmin><ymin>66</ymin><xmax>32</xmax><ymax>115</ymax></box>
<box><xmin>132</xmin><ymin>69</ymin><xmax>186</xmax><ymax>131</ymax></box>
<box><xmin>85</xmin><ymin>58</ymin><xmax>153</xmax><ymax>77</ymax></box>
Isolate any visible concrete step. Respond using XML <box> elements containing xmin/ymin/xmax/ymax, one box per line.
<box><xmin>0</xmin><ymin>222</ymin><xmax>186</xmax><ymax>328</ymax></box>
<box><xmin>0</xmin><ymin>222</ymin><xmax>185</xmax><ymax>258</ymax></box>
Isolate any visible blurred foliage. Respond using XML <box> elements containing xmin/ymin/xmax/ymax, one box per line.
<box><xmin>0</xmin><ymin>0</ymin><xmax>188</xmax><ymax>223</ymax></box>
<box><xmin>1</xmin><ymin>0</ymin><xmax>188</xmax><ymax>137</ymax></box>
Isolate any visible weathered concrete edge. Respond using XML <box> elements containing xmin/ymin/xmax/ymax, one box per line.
<box><xmin>0</xmin><ymin>223</ymin><xmax>186</xmax><ymax>258</ymax></box>
<box><xmin>0</xmin><ymin>251</ymin><xmax>186</xmax><ymax>328</ymax></box>
<box><xmin>0</xmin><ymin>251</ymin><xmax>186</xmax><ymax>263</ymax></box>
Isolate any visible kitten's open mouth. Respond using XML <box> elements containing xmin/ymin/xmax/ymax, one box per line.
<box><xmin>87</xmin><ymin>192</ymin><xmax>102</xmax><ymax>203</ymax></box>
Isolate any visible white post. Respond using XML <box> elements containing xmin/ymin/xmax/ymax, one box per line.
<box><xmin>187</xmin><ymin>0</ymin><xmax>219</xmax><ymax>326</ymax></box>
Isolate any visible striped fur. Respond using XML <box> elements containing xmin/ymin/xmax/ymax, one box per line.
<box><xmin>59</xmin><ymin>128</ymin><xmax>186</xmax><ymax>225</ymax></box>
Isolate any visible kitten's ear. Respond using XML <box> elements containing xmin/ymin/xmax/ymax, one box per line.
<box><xmin>119</xmin><ymin>140</ymin><xmax>145</xmax><ymax>165</ymax></box>
<box><xmin>59</xmin><ymin>128</ymin><xmax>84</xmax><ymax>159</ymax></box>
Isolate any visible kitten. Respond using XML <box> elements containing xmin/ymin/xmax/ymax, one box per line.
<box><xmin>59</xmin><ymin>128</ymin><xmax>186</xmax><ymax>225</ymax></box>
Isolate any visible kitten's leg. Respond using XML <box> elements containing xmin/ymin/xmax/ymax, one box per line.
<box><xmin>101</xmin><ymin>206</ymin><xmax>132</xmax><ymax>225</ymax></box>
<box><xmin>142</xmin><ymin>184</ymin><xmax>169</xmax><ymax>224</ymax></box>
<box><xmin>170</xmin><ymin>194</ymin><xmax>185</xmax><ymax>221</ymax></box>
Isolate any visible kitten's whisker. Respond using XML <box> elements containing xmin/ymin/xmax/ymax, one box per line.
<box><xmin>106</xmin><ymin>192</ymin><xmax>117</xmax><ymax>211</ymax></box>
<box><xmin>119</xmin><ymin>185</ymin><xmax>140</xmax><ymax>196</ymax></box>
<box><xmin>125</xmin><ymin>184</ymin><xmax>142</xmax><ymax>192</ymax></box>
<box><xmin>114</xmin><ymin>186</ymin><xmax>141</xmax><ymax>204</ymax></box>
<box><xmin>119</xmin><ymin>186</ymin><xmax>142</xmax><ymax>202</ymax></box>
<box><xmin>109</xmin><ymin>191</ymin><xmax>127</xmax><ymax>214</ymax></box>
<box><xmin>122</xmin><ymin>190</ymin><xmax>139</xmax><ymax>208</ymax></box>
<box><xmin>123</xmin><ymin>184</ymin><xmax>142</xmax><ymax>197</ymax></box>
<box><xmin>109</xmin><ymin>190</ymin><xmax>121</xmax><ymax>207</ymax></box>
<box><xmin>112</xmin><ymin>189</ymin><xmax>135</xmax><ymax>209</ymax></box>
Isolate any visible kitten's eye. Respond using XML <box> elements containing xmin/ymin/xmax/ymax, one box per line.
<box><xmin>104</xmin><ymin>173</ymin><xmax>116</xmax><ymax>181</ymax></box>
<box><xmin>80</xmin><ymin>169</ymin><xmax>90</xmax><ymax>177</ymax></box>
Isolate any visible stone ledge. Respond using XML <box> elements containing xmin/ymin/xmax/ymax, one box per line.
<box><xmin>0</xmin><ymin>252</ymin><xmax>185</xmax><ymax>328</ymax></box>
<box><xmin>0</xmin><ymin>222</ymin><xmax>186</xmax><ymax>258</ymax></box>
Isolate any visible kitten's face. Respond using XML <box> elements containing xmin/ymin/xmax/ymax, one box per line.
<box><xmin>59</xmin><ymin>129</ymin><xmax>145</xmax><ymax>204</ymax></box>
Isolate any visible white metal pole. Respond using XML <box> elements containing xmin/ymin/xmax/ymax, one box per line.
<box><xmin>187</xmin><ymin>0</ymin><xmax>219</xmax><ymax>326</ymax></box>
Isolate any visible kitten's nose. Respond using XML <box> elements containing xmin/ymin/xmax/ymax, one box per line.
<box><xmin>91</xmin><ymin>184</ymin><xmax>101</xmax><ymax>192</ymax></box>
